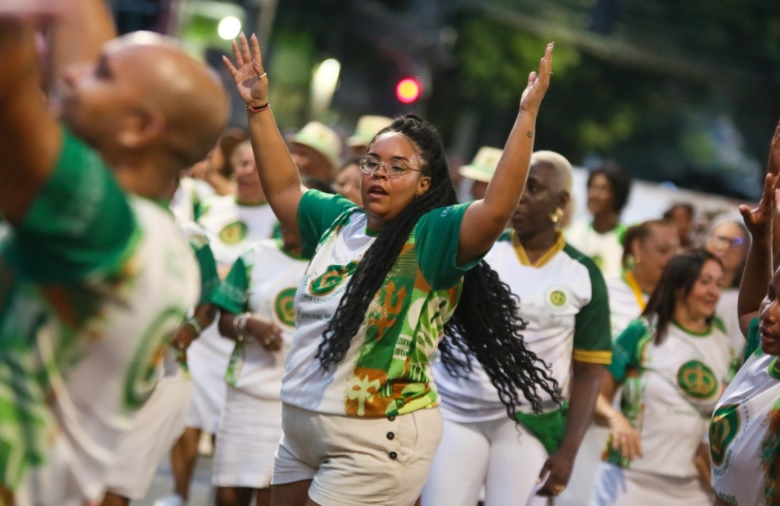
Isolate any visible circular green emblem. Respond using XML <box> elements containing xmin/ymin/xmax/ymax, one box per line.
<box><xmin>309</xmin><ymin>262</ymin><xmax>358</xmax><ymax>295</ymax></box>
<box><xmin>124</xmin><ymin>307</ymin><xmax>185</xmax><ymax>409</ymax></box>
<box><xmin>710</xmin><ymin>404</ymin><xmax>740</xmax><ymax>466</ymax></box>
<box><xmin>549</xmin><ymin>289</ymin><xmax>567</xmax><ymax>308</ymax></box>
<box><xmin>218</xmin><ymin>221</ymin><xmax>248</xmax><ymax>245</ymax></box>
<box><xmin>677</xmin><ymin>360</ymin><xmax>719</xmax><ymax>399</ymax></box>
<box><xmin>274</xmin><ymin>287</ymin><xmax>297</xmax><ymax>327</ymax></box>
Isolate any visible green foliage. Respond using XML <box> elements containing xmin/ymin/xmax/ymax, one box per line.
<box><xmin>456</xmin><ymin>18</ymin><xmax>580</xmax><ymax>108</ymax></box>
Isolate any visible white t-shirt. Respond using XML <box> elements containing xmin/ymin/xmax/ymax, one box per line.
<box><xmin>565</xmin><ymin>220</ymin><xmax>626</xmax><ymax>279</ymax></box>
<box><xmin>213</xmin><ymin>240</ymin><xmax>308</xmax><ymax>400</ymax></box>
<box><xmin>435</xmin><ymin>232</ymin><xmax>611</xmax><ymax>422</ymax></box>
<box><xmin>716</xmin><ymin>288</ymin><xmax>745</xmax><ymax>361</ymax></box>
<box><xmin>170</xmin><ymin>177</ymin><xmax>216</xmax><ymax>223</ymax></box>
<box><xmin>710</xmin><ymin>318</ymin><xmax>780</xmax><ymax>506</ymax></box>
<box><xmin>281</xmin><ymin>190</ymin><xmax>479</xmax><ymax>417</ymax></box>
<box><xmin>606</xmin><ymin>318</ymin><xmax>735</xmax><ymax>478</ymax></box>
<box><xmin>191</xmin><ymin>195</ymin><xmax>280</xmax><ymax>376</ymax></box>
<box><xmin>606</xmin><ymin>272</ymin><xmax>648</xmax><ymax>340</ymax></box>
<box><xmin>0</xmin><ymin>130</ymin><xmax>199</xmax><ymax>501</ymax></box>
<box><xmin>197</xmin><ymin>195</ymin><xmax>277</xmax><ymax>275</ymax></box>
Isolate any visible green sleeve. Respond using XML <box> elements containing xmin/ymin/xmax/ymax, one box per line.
<box><xmin>607</xmin><ymin>319</ymin><xmax>650</xmax><ymax>382</ymax></box>
<box><xmin>297</xmin><ymin>190</ymin><xmax>358</xmax><ymax>259</ymax></box>
<box><xmin>744</xmin><ymin>317</ymin><xmax>760</xmax><ymax>362</ymax></box>
<box><xmin>415</xmin><ymin>202</ymin><xmax>481</xmax><ymax>290</ymax></box>
<box><xmin>194</xmin><ymin>243</ymin><xmax>219</xmax><ymax>305</ymax></box>
<box><xmin>14</xmin><ymin>128</ymin><xmax>136</xmax><ymax>283</ymax></box>
<box><xmin>211</xmin><ymin>257</ymin><xmax>249</xmax><ymax>315</ymax></box>
<box><xmin>569</xmin><ymin>247</ymin><xmax>612</xmax><ymax>364</ymax></box>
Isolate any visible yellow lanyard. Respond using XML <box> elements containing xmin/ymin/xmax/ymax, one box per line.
<box><xmin>623</xmin><ymin>271</ymin><xmax>647</xmax><ymax>311</ymax></box>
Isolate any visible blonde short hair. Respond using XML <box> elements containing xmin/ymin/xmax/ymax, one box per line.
<box><xmin>530</xmin><ymin>150</ymin><xmax>573</xmax><ymax>193</ymax></box>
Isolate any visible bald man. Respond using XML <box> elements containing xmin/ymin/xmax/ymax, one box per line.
<box><xmin>0</xmin><ymin>12</ymin><xmax>228</xmax><ymax>505</ymax></box>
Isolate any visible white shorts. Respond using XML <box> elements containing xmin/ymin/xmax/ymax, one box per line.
<box><xmin>421</xmin><ymin>414</ymin><xmax>548</xmax><ymax>506</ymax></box>
<box><xmin>212</xmin><ymin>388</ymin><xmax>282</xmax><ymax>488</ymax></box>
<box><xmin>592</xmin><ymin>462</ymin><xmax>711</xmax><ymax>506</ymax></box>
<box><xmin>105</xmin><ymin>375</ymin><xmax>192</xmax><ymax>499</ymax></box>
<box><xmin>185</xmin><ymin>324</ymin><xmax>232</xmax><ymax>432</ymax></box>
<box><xmin>273</xmin><ymin>404</ymin><xmax>443</xmax><ymax>506</ymax></box>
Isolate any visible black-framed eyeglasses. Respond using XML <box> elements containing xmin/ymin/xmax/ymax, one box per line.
<box><xmin>359</xmin><ymin>158</ymin><xmax>424</xmax><ymax>179</ymax></box>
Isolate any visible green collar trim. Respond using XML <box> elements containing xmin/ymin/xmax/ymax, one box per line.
<box><xmin>673</xmin><ymin>320</ymin><xmax>712</xmax><ymax>337</ymax></box>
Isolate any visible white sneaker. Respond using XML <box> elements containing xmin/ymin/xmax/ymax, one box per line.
<box><xmin>153</xmin><ymin>494</ymin><xmax>185</xmax><ymax>506</ymax></box>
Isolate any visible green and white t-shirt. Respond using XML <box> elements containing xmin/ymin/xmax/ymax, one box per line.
<box><xmin>171</xmin><ymin>177</ymin><xmax>215</xmax><ymax>223</ymax></box>
<box><xmin>435</xmin><ymin>232</ymin><xmax>612</xmax><ymax>422</ymax></box>
<box><xmin>0</xmin><ymin>129</ymin><xmax>199</xmax><ymax>500</ymax></box>
<box><xmin>710</xmin><ymin>318</ymin><xmax>780</xmax><ymax>506</ymax></box>
<box><xmin>604</xmin><ymin>318</ymin><xmax>735</xmax><ymax>478</ymax></box>
<box><xmin>565</xmin><ymin>220</ymin><xmax>626</xmax><ymax>279</ymax></box>
<box><xmin>606</xmin><ymin>272</ymin><xmax>648</xmax><ymax>340</ymax></box>
<box><xmin>212</xmin><ymin>239</ymin><xmax>308</xmax><ymax>400</ymax></box>
<box><xmin>281</xmin><ymin>190</ymin><xmax>480</xmax><ymax>417</ymax></box>
<box><xmin>197</xmin><ymin>194</ymin><xmax>277</xmax><ymax>276</ymax></box>
<box><xmin>160</xmin><ymin>220</ymin><xmax>219</xmax><ymax>378</ymax></box>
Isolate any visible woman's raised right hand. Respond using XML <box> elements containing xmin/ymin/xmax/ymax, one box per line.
<box><xmin>222</xmin><ymin>32</ymin><xmax>269</xmax><ymax>108</ymax></box>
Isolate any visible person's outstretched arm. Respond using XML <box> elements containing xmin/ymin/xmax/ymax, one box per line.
<box><xmin>47</xmin><ymin>0</ymin><xmax>115</xmax><ymax>87</ymax></box>
<box><xmin>738</xmin><ymin>172</ymin><xmax>779</xmax><ymax>335</ymax></box>
<box><xmin>0</xmin><ymin>20</ymin><xmax>60</xmax><ymax>223</ymax></box>
<box><xmin>223</xmin><ymin>33</ymin><xmax>305</xmax><ymax>239</ymax></box>
<box><xmin>456</xmin><ymin>43</ymin><xmax>553</xmax><ymax>265</ymax></box>
<box><xmin>765</xmin><ymin>118</ymin><xmax>780</xmax><ymax>272</ymax></box>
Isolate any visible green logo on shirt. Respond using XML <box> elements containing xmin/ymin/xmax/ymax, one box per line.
<box><xmin>549</xmin><ymin>290</ymin><xmax>567</xmax><ymax>307</ymax></box>
<box><xmin>309</xmin><ymin>262</ymin><xmax>358</xmax><ymax>295</ymax></box>
<box><xmin>546</xmin><ymin>288</ymin><xmax>569</xmax><ymax>310</ymax></box>
<box><xmin>677</xmin><ymin>360</ymin><xmax>718</xmax><ymax>399</ymax></box>
<box><xmin>219</xmin><ymin>221</ymin><xmax>248</xmax><ymax>244</ymax></box>
<box><xmin>274</xmin><ymin>287</ymin><xmax>297</xmax><ymax>327</ymax></box>
<box><xmin>710</xmin><ymin>404</ymin><xmax>740</xmax><ymax>466</ymax></box>
<box><xmin>124</xmin><ymin>307</ymin><xmax>185</xmax><ymax>409</ymax></box>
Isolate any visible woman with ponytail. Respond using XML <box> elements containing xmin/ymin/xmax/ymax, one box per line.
<box><xmin>423</xmin><ymin>151</ymin><xmax>611</xmax><ymax>505</ymax></box>
<box><xmin>224</xmin><ymin>33</ymin><xmax>556</xmax><ymax>506</ymax></box>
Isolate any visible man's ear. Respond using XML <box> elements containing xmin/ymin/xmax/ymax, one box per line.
<box><xmin>117</xmin><ymin>109</ymin><xmax>165</xmax><ymax>149</ymax></box>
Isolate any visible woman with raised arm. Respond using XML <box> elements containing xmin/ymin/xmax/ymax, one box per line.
<box><xmin>223</xmin><ymin>34</ymin><xmax>557</xmax><ymax>506</ymax></box>
<box><xmin>709</xmin><ymin>117</ymin><xmax>780</xmax><ymax>506</ymax></box>
<box><xmin>422</xmin><ymin>151</ymin><xmax>611</xmax><ymax>505</ymax></box>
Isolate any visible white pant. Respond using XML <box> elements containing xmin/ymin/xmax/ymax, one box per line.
<box><xmin>592</xmin><ymin>463</ymin><xmax>711</xmax><ymax>506</ymax></box>
<box><xmin>185</xmin><ymin>324</ymin><xmax>232</xmax><ymax>432</ymax></box>
<box><xmin>421</xmin><ymin>415</ymin><xmax>548</xmax><ymax>506</ymax></box>
<box><xmin>557</xmin><ymin>423</ymin><xmax>610</xmax><ymax>506</ymax></box>
<box><xmin>213</xmin><ymin>389</ymin><xmax>282</xmax><ymax>488</ymax></box>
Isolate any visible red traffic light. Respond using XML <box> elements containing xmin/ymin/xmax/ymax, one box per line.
<box><xmin>396</xmin><ymin>78</ymin><xmax>422</xmax><ymax>104</ymax></box>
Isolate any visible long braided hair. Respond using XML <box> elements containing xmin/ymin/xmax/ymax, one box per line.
<box><xmin>315</xmin><ymin>115</ymin><xmax>561</xmax><ymax>417</ymax></box>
